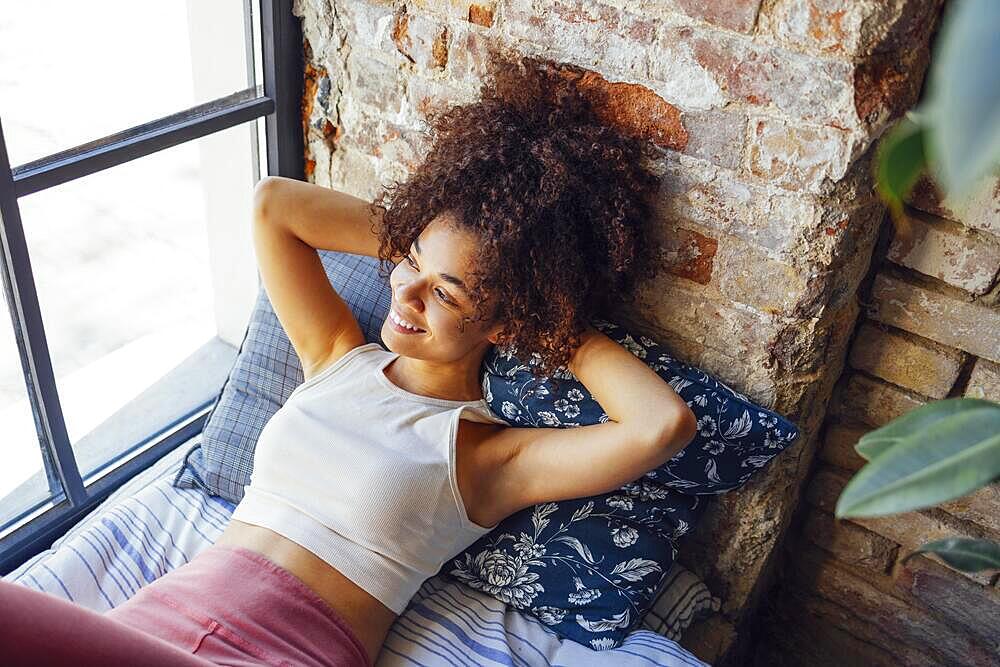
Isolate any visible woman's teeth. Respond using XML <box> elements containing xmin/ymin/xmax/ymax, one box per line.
<box><xmin>389</xmin><ymin>309</ymin><xmax>425</xmax><ymax>333</ymax></box>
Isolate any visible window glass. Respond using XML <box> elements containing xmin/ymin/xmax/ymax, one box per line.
<box><xmin>0</xmin><ymin>1</ymin><xmax>250</xmax><ymax>165</ymax></box>
<box><xmin>0</xmin><ymin>332</ymin><xmax>57</xmax><ymax>531</ymax></box>
<box><xmin>14</xmin><ymin>121</ymin><xmax>257</xmax><ymax>485</ymax></box>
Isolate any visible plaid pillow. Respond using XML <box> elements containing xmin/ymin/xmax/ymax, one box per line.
<box><xmin>171</xmin><ymin>251</ymin><xmax>391</xmax><ymax>503</ymax></box>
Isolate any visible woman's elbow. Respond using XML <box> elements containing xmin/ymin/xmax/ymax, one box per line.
<box><xmin>252</xmin><ymin>175</ymin><xmax>285</xmax><ymax>224</ymax></box>
<box><xmin>653</xmin><ymin>403</ymin><xmax>697</xmax><ymax>457</ymax></box>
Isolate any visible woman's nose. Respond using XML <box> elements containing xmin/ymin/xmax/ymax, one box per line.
<box><xmin>395</xmin><ymin>280</ymin><xmax>425</xmax><ymax>312</ymax></box>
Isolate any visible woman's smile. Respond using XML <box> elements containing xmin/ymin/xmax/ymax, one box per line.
<box><xmin>388</xmin><ymin>307</ymin><xmax>426</xmax><ymax>334</ymax></box>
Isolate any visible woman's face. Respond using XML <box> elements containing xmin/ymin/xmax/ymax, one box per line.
<box><xmin>381</xmin><ymin>214</ymin><xmax>502</xmax><ymax>364</ymax></box>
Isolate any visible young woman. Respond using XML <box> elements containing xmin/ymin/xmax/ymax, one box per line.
<box><xmin>0</xmin><ymin>50</ymin><xmax>696</xmax><ymax>666</ymax></box>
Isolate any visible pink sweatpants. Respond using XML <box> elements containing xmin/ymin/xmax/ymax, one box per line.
<box><xmin>0</xmin><ymin>543</ymin><xmax>371</xmax><ymax>667</ymax></box>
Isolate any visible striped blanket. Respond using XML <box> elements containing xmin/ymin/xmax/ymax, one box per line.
<box><xmin>4</xmin><ymin>438</ymin><xmax>710</xmax><ymax>666</ymax></box>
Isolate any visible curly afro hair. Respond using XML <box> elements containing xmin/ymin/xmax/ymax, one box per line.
<box><xmin>370</xmin><ymin>46</ymin><xmax>662</xmax><ymax>376</ymax></box>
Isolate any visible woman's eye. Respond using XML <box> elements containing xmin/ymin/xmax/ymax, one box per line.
<box><xmin>435</xmin><ymin>288</ymin><xmax>455</xmax><ymax>305</ymax></box>
<box><xmin>405</xmin><ymin>253</ymin><xmax>418</xmax><ymax>269</ymax></box>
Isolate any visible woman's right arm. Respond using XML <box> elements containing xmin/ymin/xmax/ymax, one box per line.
<box><xmin>253</xmin><ymin>175</ymin><xmax>388</xmax><ymax>259</ymax></box>
<box><xmin>251</xmin><ymin>176</ymin><xmax>382</xmax><ymax>379</ymax></box>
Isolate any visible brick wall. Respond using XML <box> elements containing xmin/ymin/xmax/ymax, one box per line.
<box><xmin>757</xmin><ymin>172</ymin><xmax>1000</xmax><ymax>664</ymax></box>
<box><xmin>293</xmin><ymin>0</ymin><xmax>951</xmax><ymax>662</ymax></box>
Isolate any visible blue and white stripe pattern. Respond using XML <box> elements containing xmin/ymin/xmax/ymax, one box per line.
<box><xmin>4</xmin><ymin>438</ymin><xmax>710</xmax><ymax>667</ymax></box>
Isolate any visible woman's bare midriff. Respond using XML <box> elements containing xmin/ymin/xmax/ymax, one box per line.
<box><xmin>212</xmin><ymin>519</ymin><xmax>397</xmax><ymax>666</ymax></box>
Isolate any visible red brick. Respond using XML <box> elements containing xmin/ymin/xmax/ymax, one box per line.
<box><xmin>672</xmin><ymin>0</ymin><xmax>761</xmax><ymax>33</ymax></box>
<box><xmin>887</xmin><ymin>209</ymin><xmax>1000</xmax><ymax>296</ymax></box>
<box><xmin>848</xmin><ymin>321</ymin><xmax>966</xmax><ymax>399</ymax></box>
<box><xmin>659</xmin><ymin>226</ymin><xmax>717</xmax><ymax>284</ymax></box>
<box><xmin>868</xmin><ymin>269</ymin><xmax>1000</xmax><ymax>363</ymax></box>
<box><xmin>653</xmin><ymin>156</ymin><xmax>825</xmax><ymax>260</ymax></box>
<box><xmin>746</xmin><ymin>117</ymin><xmax>855</xmax><ymax>194</ymax></box>
<box><xmin>853</xmin><ymin>44</ymin><xmax>932</xmax><ymax>130</ymax></box>
<box><xmin>467</xmin><ymin>3</ymin><xmax>494</xmax><ymax>27</ymax></box>
<box><xmin>572</xmin><ymin>70</ymin><xmax>687</xmax><ymax>150</ymax></box>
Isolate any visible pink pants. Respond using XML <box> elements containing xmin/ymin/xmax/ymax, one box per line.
<box><xmin>0</xmin><ymin>543</ymin><xmax>371</xmax><ymax>667</ymax></box>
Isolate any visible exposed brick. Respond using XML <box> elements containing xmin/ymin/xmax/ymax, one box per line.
<box><xmin>896</xmin><ymin>554</ymin><xmax>1000</xmax><ymax>649</ymax></box>
<box><xmin>801</xmin><ymin>551</ymin><xmax>998</xmax><ymax>665</ymax></box>
<box><xmin>446</xmin><ymin>22</ymin><xmax>492</xmax><ymax>82</ymax></box>
<box><xmin>672</xmin><ymin>0</ymin><xmax>761</xmax><ymax>33</ymax></box>
<box><xmin>835</xmin><ymin>372</ymin><xmax>928</xmax><ymax>427</ymax></box>
<box><xmin>338</xmin><ymin>1</ymin><xmax>408</xmax><ymax>62</ymax></box>
<box><xmin>759</xmin><ymin>0</ymin><xmax>942</xmax><ymax>58</ymax></box>
<box><xmin>803</xmin><ymin>509</ymin><xmax>898</xmax><ymax>573</ymax></box>
<box><xmin>571</xmin><ymin>70</ymin><xmax>687</xmax><ymax>150</ymax></box>
<box><xmin>467</xmin><ymin>3</ymin><xmax>494</xmax><ymax>27</ymax></box>
<box><xmin>853</xmin><ymin>44</ymin><xmax>931</xmax><ymax>131</ymax></box>
<box><xmin>887</xmin><ymin>209</ymin><xmax>1000</xmax><ymax>296</ymax></box>
<box><xmin>653</xmin><ymin>156</ymin><xmax>825</xmax><ymax>261</ymax></box>
<box><xmin>678</xmin><ymin>107</ymin><xmax>746</xmax><ymax>170</ymax></box>
<box><xmin>504</xmin><ymin>0</ymin><xmax>653</xmax><ymax>80</ymax></box>
<box><xmin>965</xmin><ymin>357</ymin><xmax>1000</xmax><ymax>401</ymax></box>
<box><xmin>868</xmin><ymin>269</ymin><xmax>1000</xmax><ymax>364</ymax></box>
<box><xmin>329</xmin><ymin>147</ymin><xmax>379</xmax><ymax>202</ymax></box>
<box><xmin>405</xmin><ymin>75</ymin><xmax>476</xmax><ymax>123</ymax></box>
<box><xmin>939</xmin><ymin>483</ymin><xmax>1000</xmax><ymax>536</ymax></box>
<box><xmin>347</xmin><ymin>50</ymin><xmax>406</xmax><ymax>116</ymax></box>
<box><xmin>746</xmin><ymin>117</ymin><xmax>855</xmax><ymax>193</ymax></box>
<box><xmin>908</xmin><ymin>173</ymin><xmax>1000</xmax><ymax>238</ymax></box>
<box><xmin>807</xmin><ymin>467</ymin><xmax>996</xmax><ymax>585</ymax></box>
<box><xmin>391</xmin><ymin>6</ymin><xmax>449</xmax><ymax>70</ymax></box>
<box><xmin>678</xmin><ymin>613</ymin><xmax>737</xmax><ymax>665</ymax></box>
<box><xmin>848</xmin><ymin>321</ymin><xmax>966</xmax><ymax>399</ymax></box>
<box><xmin>680</xmin><ymin>26</ymin><xmax>856</xmax><ymax>127</ymax></box>
<box><xmin>659</xmin><ymin>226</ymin><xmax>717</xmax><ymax>285</ymax></box>
<box><xmin>761</xmin><ymin>591</ymin><xmax>938</xmax><ymax>667</ymax></box>
<box><xmin>818</xmin><ymin>419</ymin><xmax>868</xmax><ymax>472</ymax></box>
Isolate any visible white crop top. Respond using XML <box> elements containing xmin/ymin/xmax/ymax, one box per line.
<box><xmin>229</xmin><ymin>342</ymin><xmax>507</xmax><ymax>615</ymax></box>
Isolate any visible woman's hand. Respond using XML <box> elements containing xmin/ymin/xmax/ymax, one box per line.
<box><xmin>567</xmin><ymin>324</ymin><xmax>697</xmax><ymax>457</ymax></box>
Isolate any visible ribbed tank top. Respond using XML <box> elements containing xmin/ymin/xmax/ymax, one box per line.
<box><xmin>229</xmin><ymin>342</ymin><xmax>507</xmax><ymax>615</ymax></box>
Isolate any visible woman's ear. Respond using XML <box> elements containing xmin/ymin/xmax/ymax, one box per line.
<box><xmin>486</xmin><ymin>322</ymin><xmax>504</xmax><ymax>345</ymax></box>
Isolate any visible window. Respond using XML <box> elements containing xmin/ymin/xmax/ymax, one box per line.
<box><xmin>0</xmin><ymin>0</ymin><xmax>303</xmax><ymax>574</ymax></box>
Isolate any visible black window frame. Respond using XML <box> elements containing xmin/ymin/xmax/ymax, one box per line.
<box><xmin>0</xmin><ymin>0</ymin><xmax>303</xmax><ymax>575</ymax></box>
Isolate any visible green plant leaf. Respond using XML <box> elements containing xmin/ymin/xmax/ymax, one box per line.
<box><xmin>923</xmin><ymin>0</ymin><xmax>1000</xmax><ymax>198</ymax></box>
<box><xmin>854</xmin><ymin>398</ymin><xmax>989</xmax><ymax>461</ymax></box>
<box><xmin>874</xmin><ymin>115</ymin><xmax>927</xmax><ymax>214</ymax></box>
<box><xmin>835</xmin><ymin>400</ymin><xmax>1000</xmax><ymax>518</ymax></box>
<box><xmin>904</xmin><ymin>537</ymin><xmax>1000</xmax><ymax>573</ymax></box>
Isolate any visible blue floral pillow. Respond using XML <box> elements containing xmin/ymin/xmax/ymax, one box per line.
<box><xmin>441</xmin><ymin>319</ymin><xmax>800</xmax><ymax>649</ymax></box>
<box><xmin>488</xmin><ymin>319</ymin><xmax>801</xmax><ymax>494</ymax></box>
<box><xmin>443</xmin><ymin>487</ymin><xmax>707</xmax><ymax>651</ymax></box>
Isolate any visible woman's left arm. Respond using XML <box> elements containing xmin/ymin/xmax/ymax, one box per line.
<box><xmin>567</xmin><ymin>325</ymin><xmax>696</xmax><ymax>454</ymax></box>
<box><xmin>471</xmin><ymin>326</ymin><xmax>697</xmax><ymax>515</ymax></box>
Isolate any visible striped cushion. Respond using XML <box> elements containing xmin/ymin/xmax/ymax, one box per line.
<box><xmin>3</xmin><ymin>438</ymin><xmax>711</xmax><ymax>666</ymax></box>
